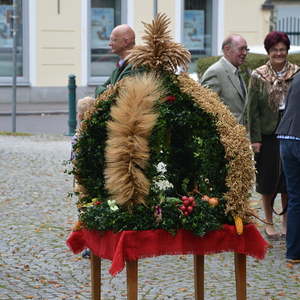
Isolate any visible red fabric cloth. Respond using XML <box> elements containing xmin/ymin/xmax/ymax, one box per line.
<box><xmin>66</xmin><ymin>224</ymin><xmax>269</xmax><ymax>276</ymax></box>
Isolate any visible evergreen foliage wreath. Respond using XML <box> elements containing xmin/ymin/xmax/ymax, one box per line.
<box><xmin>70</xmin><ymin>14</ymin><xmax>255</xmax><ymax>236</ymax></box>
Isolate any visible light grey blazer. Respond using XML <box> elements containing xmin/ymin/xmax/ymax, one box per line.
<box><xmin>200</xmin><ymin>57</ymin><xmax>247</xmax><ymax>124</ymax></box>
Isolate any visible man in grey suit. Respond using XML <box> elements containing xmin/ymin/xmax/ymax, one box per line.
<box><xmin>200</xmin><ymin>34</ymin><xmax>248</xmax><ymax>124</ymax></box>
<box><xmin>276</xmin><ymin>71</ymin><xmax>300</xmax><ymax>264</ymax></box>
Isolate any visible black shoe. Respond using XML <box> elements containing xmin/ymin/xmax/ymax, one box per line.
<box><xmin>82</xmin><ymin>248</ymin><xmax>91</xmax><ymax>259</ymax></box>
<box><xmin>287</xmin><ymin>259</ymin><xmax>300</xmax><ymax>264</ymax></box>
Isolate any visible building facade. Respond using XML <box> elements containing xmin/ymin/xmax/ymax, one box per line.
<box><xmin>0</xmin><ymin>0</ymin><xmax>275</xmax><ymax>103</ymax></box>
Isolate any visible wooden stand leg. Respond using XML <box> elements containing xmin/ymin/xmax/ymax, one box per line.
<box><xmin>91</xmin><ymin>251</ymin><xmax>101</xmax><ymax>300</ymax></box>
<box><xmin>126</xmin><ymin>260</ymin><xmax>138</xmax><ymax>300</ymax></box>
<box><xmin>194</xmin><ymin>255</ymin><xmax>204</xmax><ymax>300</ymax></box>
<box><xmin>234</xmin><ymin>253</ymin><xmax>246</xmax><ymax>300</ymax></box>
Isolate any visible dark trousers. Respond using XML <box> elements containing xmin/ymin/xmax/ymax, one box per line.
<box><xmin>280</xmin><ymin>139</ymin><xmax>300</xmax><ymax>260</ymax></box>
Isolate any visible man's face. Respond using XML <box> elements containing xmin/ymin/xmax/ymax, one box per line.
<box><xmin>224</xmin><ymin>37</ymin><xmax>248</xmax><ymax>67</ymax></box>
<box><xmin>109</xmin><ymin>30</ymin><xmax>126</xmax><ymax>56</ymax></box>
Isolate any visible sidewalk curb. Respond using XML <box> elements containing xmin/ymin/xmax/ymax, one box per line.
<box><xmin>0</xmin><ymin>111</ymin><xmax>68</xmax><ymax>116</ymax></box>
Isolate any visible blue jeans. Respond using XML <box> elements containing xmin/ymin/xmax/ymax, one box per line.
<box><xmin>280</xmin><ymin>139</ymin><xmax>300</xmax><ymax>260</ymax></box>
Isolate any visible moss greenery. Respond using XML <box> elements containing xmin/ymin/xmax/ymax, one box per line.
<box><xmin>0</xmin><ymin>131</ymin><xmax>32</xmax><ymax>136</ymax></box>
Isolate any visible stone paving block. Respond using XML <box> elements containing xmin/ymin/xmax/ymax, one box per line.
<box><xmin>1</xmin><ymin>134</ymin><xmax>300</xmax><ymax>299</ymax></box>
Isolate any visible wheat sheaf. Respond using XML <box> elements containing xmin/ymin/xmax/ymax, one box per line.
<box><xmin>127</xmin><ymin>13</ymin><xmax>191</xmax><ymax>72</ymax></box>
<box><xmin>104</xmin><ymin>73</ymin><xmax>165</xmax><ymax>207</ymax></box>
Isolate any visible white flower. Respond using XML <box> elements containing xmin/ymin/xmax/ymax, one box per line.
<box><xmin>156</xmin><ymin>162</ymin><xmax>167</xmax><ymax>174</ymax></box>
<box><xmin>154</xmin><ymin>179</ymin><xmax>173</xmax><ymax>191</ymax></box>
<box><xmin>107</xmin><ymin>199</ymin><xmax>119</xmax><ymax>211</ymax></box>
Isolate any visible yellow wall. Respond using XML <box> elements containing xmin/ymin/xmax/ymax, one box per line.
<box><xmin>158</xmin><ymin>0</ymin><xmax>176</xmax><ymax>40</ymax></box>
<box><xmin>132</xmin><ymin>0</ymin><xmax>176</xmax><ymax>44</ymax></box>
<box><xmin>131</xmin><ymin>0</ymin><xmax>154</xmax><ymax>45</ymax></box>
<box><xmin>36</xmin><ymin>0</ymin><xmax>82</xmax><ymax>86</ymax></box>
<box><xmin>223</xmin><ymin>0</ymin><xmax>271</xmax><ymax>47</ymax></box>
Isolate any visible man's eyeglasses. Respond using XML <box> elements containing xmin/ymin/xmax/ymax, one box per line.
<box><xmin>237</xmin><ymin>47</ymin><xmax>250</xmax><ymax>53</ymax></box>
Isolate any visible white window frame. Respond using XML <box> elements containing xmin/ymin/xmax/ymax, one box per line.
<box><xmin>215</xmin><ymin>0</ymin><xmax>224</xmax><ymax>56</ymax></box>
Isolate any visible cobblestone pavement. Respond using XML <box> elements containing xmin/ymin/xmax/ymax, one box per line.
<box><xmin>0</xmin><ymin>134</ymin><xmax>299</xmax><ymax>300</ymax></box>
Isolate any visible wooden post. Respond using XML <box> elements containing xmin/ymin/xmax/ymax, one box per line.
<box><xmin>91</xmin><ymin>251</ymin><xmax>101</xmax><ymax>300</ymax></box>
<box><xmin>126</xmin><ymin>260</ymin><xmax>138</xmax><ymax>300</ymax></box>
<box><xmin>234</xmin><ymin>253</ymin><xmax>246</xmax><ymax>300</ymax></box>
<box><xmin>194</xmin><ymin>255</ymin><xmax>204</xmax><ymax>300</ymax></box>
<box><xmin>88</xmin><ymin>252</ymin><xmax>246</xmax><ymax>299</ymax></box>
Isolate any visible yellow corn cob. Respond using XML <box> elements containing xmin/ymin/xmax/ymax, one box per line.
<box><xmin>234</xmin><ymin>216</ymin><xmax>243</xmax><ymax>235</ymax></box>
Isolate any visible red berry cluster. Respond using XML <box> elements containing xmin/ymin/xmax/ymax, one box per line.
<box><xmin>179</xmin><ymin>196</ymin><xmax>196</xmax><ymax>216</ymax></box>
<box><xmin>166</xmin><ymin>95</ymin><xmax>176</xmax><ymax>102</ymax></box>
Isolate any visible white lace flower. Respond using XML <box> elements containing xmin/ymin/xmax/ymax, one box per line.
<box><xmin>154</xmin><ymin>179</ymin><xmax>173</xmax><ymax>191</ymax></box>
<box><xmin>156</xmin><ymin>162</ymin><xmax>167</xmax><ymax>174</ymax></box>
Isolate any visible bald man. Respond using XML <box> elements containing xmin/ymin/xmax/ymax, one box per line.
<box><xmin>95</xmin><ymin>24</ymin><xmax>136</xmax><ymax>97</ymax></box>
<box><xmin>200</xmin><ymin>34</ymin><xmax>248</xmax><ymax>124</ymax></box>
<box><xmin>84</xmin><ymin>26</ymin><xmax>137</xmax><ymax>258</ymax></box>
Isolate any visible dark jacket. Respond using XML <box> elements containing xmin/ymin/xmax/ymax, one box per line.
<box><xmin>246</xmin><ymin>72</ymin><xmax>280</xmax><ymax>143</ymax></box>
<box><xmin>95</xmin><ymin>62</ymin><xmax>134</xmax><ymax>97</ymax></box>
<box><xmin>276</xmin><ymin>72</ymin><xmax>300</xmax><ymax>138</ymax></box>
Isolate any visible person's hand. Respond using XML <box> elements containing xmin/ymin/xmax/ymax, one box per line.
<box><xmin>251</xmin><ymin>142</ymin><xmax>262</xmax><ymax>153</ymax></box>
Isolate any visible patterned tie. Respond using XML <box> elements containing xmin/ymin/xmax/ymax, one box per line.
<box><xmin>237</xmin><ymin>70</ymin><xmax>246</xmax><ymax>98</ymax></box>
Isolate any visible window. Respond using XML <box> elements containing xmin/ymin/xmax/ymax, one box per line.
<box><xmin>274</xmin><ymin>5</ymin><xmax>300</xmax><ymax>45</ymax></box>
<box><xmin>183</xmin><ymin>0</ymin><xmax>213</xmax><ymax>72</ymax></box>
<box><xmin>0</xmin><ymin>0</ymin><xmax>25</xmax><ymax>81</ymax></box>
<box><xmin>90</xmin><ymin>0</ymin><xmax>122</xmax><ymax>79</ymax></box>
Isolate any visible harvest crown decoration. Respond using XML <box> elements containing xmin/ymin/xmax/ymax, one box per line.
<box><xmin>70</xmin><ymin>14</ymin><xmax>255</xmax><ymax>236</ymax></box>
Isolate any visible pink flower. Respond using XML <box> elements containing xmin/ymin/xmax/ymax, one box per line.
<box><xmin>154</xmin><ymin>205</ymin><xmax>162</xmax><ymax>223</ymax></box>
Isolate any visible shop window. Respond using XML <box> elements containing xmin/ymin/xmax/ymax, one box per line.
<box><xmin>0</xmin><ymin>0</ymin><xmax>24</xmax><ymax>79</ymax></box>
<box><xmin>90</xmin><ymin>0</ymin><xmax>122</xmax><ymax>78</ymax></box>
<box><xmin>183</xmin><ymin>0</ymin><xmax>212</xmax><ymax>71</ymax></box>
